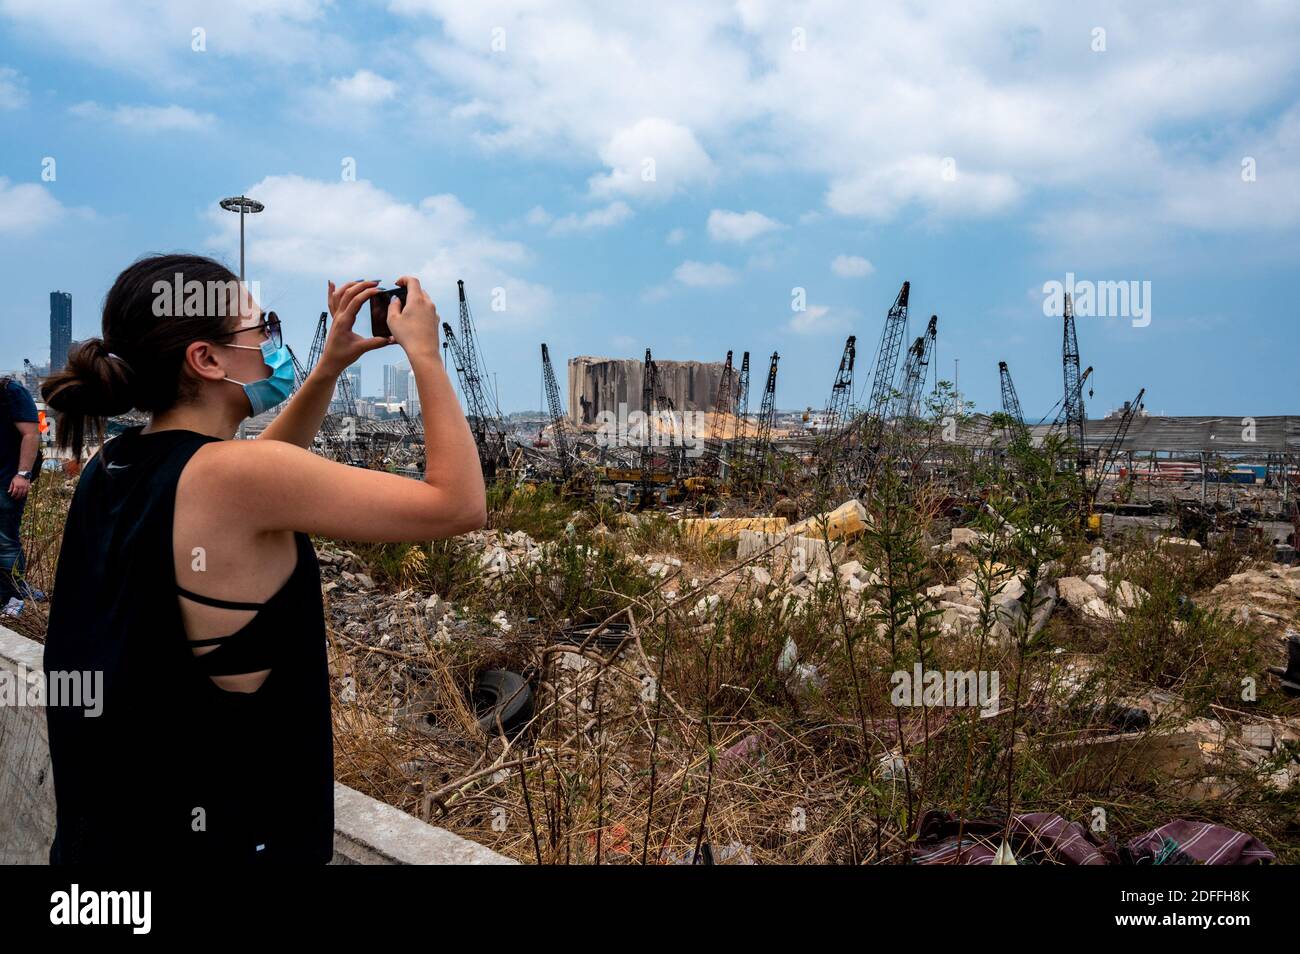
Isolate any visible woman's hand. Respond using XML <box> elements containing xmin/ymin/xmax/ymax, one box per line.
<box><xmin>318</xmin><ymin>280</ymin><xmax>392</xmax><ymax>375</ymax></box>
<box><xmin>388</xmin><ymin>276</ymin><xmax>442</xmax><ymax>361</ymax></box>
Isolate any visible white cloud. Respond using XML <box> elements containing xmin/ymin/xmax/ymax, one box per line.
<box><xmin>329</xmin><ymin>69</ymin><xmax>397</xmax><ymax>104</ymax></box>
<box><xmin>69</xmin><ymin>101</ymin><xmax>216</xmax><ymax>132</ymax></box>
<box><xmin>831</xmin><ymin>254</ymin><xmax>875</xmax><ymax>278</ymax></box>
<box><xmin>9</xmin><ymin>1</ymin><xmax>1300</xmax><ymax>246</ymax></box>
<box><xmin>524</xmin><ymin>205</ymin><xmax>552</xmax><ymax>226</ymax></box>
<box><xmin>0</xmin><ymin>66</ymin><xmax>27</xmax><ymax>109</ymax></box>
<box><xmin>665</xmin><ymin>227</ymin><xmax>687</xmax><ymax>244</ymax></box>
<box><xmin>707</xmin><ymin>209</ymin><xmax>783</xmax><ymax>243</ymax></box>
<box><xmin>673</xmin><ymin>260</ymin><xmax>737</xmax><ymax>287</ymax></box>
<box><xmin>825</xmin><ymin>156</ymin><xmax>1020</xmax><ymax>220</ymax></box>
<box><xmin>548</xmin><ymin>200</ymin><xmax>632</xmax><ymax>236</ymax></box>
<box><xmin>0</xmin><ymin>0</ymin><xmax>341</xmax><ymax>80</ymax></box>
<box><xmin>203</xmin><ymin>175</ymin><xmax>553</xmax><ymax>325</ymax></box>
<box><xmin>384</xmin><ymin>0</ymin><xmax>1300</xmax><ymax>242</ymax></box>
<box><xmin>0</xmin><ymin>178</ymin><xmax>64</xmax><ymax>233</ymax></box>
<box><xmin>788</xmin><ymin>304</ymin><xmax>848</xmax><ymax>335</ymax></box>
<box><xmin>588</xmin><ymin>118</ymin><xmax>714</xmax><ymax>200</ymax></box>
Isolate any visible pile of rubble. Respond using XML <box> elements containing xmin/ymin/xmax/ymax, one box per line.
<box><xmin>317</xmin><ymin>544</ymin><xmax>489</xmax><ymax>657</ymax></box>
<box><xmin>1041</xmin><ymin>657</ymin><xmax>1300</xmax><ymax>796</ymax></box>
<box><xmin>1205</xmin><ymin>563</ymin><xmax>1300</xmax><ymax>630</ymax></box>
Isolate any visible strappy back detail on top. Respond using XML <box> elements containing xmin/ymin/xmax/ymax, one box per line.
<box><xmin>175</xmin><ymin>533</ymin><xmax>313</xmax><ymax>678</ymax></box>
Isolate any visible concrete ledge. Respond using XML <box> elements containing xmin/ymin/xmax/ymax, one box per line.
<box><xmin>0</xmin><ymin>626</ymin><xmax>514</xmax><ymax>865</ymax></box>
<box><xmin>332</xmin><ymin>783</ymin><xmax>514</xmax><ymax>864</ymax></box>
<box><xmin>0</xmin><ymin>627</ymin><xmax>56</xmax><ymax>864</ymax></box>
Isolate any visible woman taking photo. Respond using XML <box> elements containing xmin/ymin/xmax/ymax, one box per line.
<box><xmin>40</xmin><ymin>254</ymin><xmax>486</xmax><ymax>864</ymax></box>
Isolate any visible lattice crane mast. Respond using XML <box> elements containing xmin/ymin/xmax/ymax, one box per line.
<box><xmin>540</xmin><ymin>343</ymin><xmax>573</xmax><ymax>480</ymax></box>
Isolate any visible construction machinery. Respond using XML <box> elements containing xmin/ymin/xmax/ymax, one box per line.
<box><xmin>305</xmin><ymin>312</ymin><xmax>359</xmax><ymax>416</ymax></box>
<box><xmin>897</xmin><ymin>314</ymin><xmax>937</xmax><ymax>421</ymax></box>
<box><xmin>842</xmin><ymin>280</ymin><xmax>911</xmax><ymax>485</ymax></box>
<box><xmin>814</xmin><ymin>336</ymin><xmax>855</xmax><ymax>493</ymax></box>
<box><xmin>637</xmin><ymin>348</ymin><xmax>657</xmax><ymax>506</ymax></box>
<box><xmin>998</xmin><ymin>360</ymin><xmax>1030</xmax><ymax>446</ymax></box>
<box><xmin>1083</xmin><ymin>388</ymin><xmax>1145</xmax><ymax>533</ymax></box>
<box><xmin>442</xmin><ymin>290</ymin><xmax>508</xmax><ymax>481</ymax></box>
<box><xmin>729</xmin><ymin>351</ymin><xmax>751</xmax><ymax>489</ymax></box>
<box><xmin>1062</xmin><ymin>292</ymin><xmax>1087</xmax><ymax>469</ymax></box>
<box><xmin>824</xmin><ymin>336</ymin><xmax>856</xmax><ymax>435</ymax></box>
<box><xmin>701</xmin><ymin>350</ymin><xmax>735</xmax><ymax>477</ymax></box>
<box><xmin>539</xmin><ymin>342</ymin><xmax>575</xmax><ymax>482</ymax></box>
<box><xmin>752</xmin><ymin>351</ymin><xmax>780</xmax><ymax>486</ymax></box>
<box><xmin>1050</xmin><ymin>366</ymin><xmax>1093</xmax><ymax>436</ymax></box>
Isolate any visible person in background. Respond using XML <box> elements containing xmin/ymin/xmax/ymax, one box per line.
<box><xmin>0</xmin><ymin>374</ymin><xmax>39</xmax><ymax>617</ymax></box>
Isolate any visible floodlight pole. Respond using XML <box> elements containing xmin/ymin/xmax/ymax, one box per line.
<box><xmin>219</xmin><ymin>195</ymin><xmax>266</xmax><ymax>282</ymax></box>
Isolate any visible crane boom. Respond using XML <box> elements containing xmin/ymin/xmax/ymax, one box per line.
<box><xmin>1062</xmin><ymin>291</ymin><xmax>1086</xmax><ymax>464</ymax></box>
<box><xmin>823</xmin><ymin>336</ymin><xmax>856</xmax><ymax>435</ymax></box>
<box><xmin>540</xmin><ymin>343</ymin><xmax>572</xmax><ymax>479</ymax></box>
<box><xmin>998</xmin><ymin>360</ymin><xmax>1029</xmax><ymax>444</ymax></box>
<box><xmin>844</xmin><ymin>280</ymin><xmax>911</xmax><ymax>483</ymax></box>
<box><xmin>753</xmin><ymin>351</ymin><xmax>779</xmax><ymax>484</ymax></box>
<box><xmin>443</xmin><ymin>320</ymin><xmax>502</xmax><ymax>479</ymax></box>
<box><xmin>451</xmin><ymin>280</ymin><xmax>507</xmax><ymax>478</ymax></box>
<box><xmin>730</xmin><ymin>351</ymin><xmax>751</xmax><ymax>485</ymax></box>
<box><xmin>702</xmin><ymin>350</ymin><xmax>735</xmax><ymax>476</ymax></box>
<box><xmin>1088</xmin><ymin>388</ymin><xmax>1145</xmax><ymax>505</ymax></box>
<box><xmin>897</xmin><ymin>314</ymin><xmax>937</xmax><ymax>420</ymax></box>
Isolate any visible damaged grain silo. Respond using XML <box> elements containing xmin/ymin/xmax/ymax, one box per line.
<box><xmin>567</xmin><ymin>356</ymin><xmax>727</xmax><ymax>425</ymax></box>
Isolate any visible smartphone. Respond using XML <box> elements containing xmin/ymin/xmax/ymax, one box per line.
<box><xmin>369</xmin><ymin>285</ymin><xmax>407</xmax><ymax>338</ymax></box>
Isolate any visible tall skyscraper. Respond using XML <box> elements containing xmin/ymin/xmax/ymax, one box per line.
<box><xmin>406</xmin><ymin>370</ymin><xmax>421</xmax><ymax>418</ymax></box>
<box><xmin>383</xmin><ymin>362</ymin><xmax>410</xmax><ymax>404</ymax></box>
<box><xmin>50</xmin><ymin>291</ymin><xmax>72</xmax><ymax>372</ymax></box>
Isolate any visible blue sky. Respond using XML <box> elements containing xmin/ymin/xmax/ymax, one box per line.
<box><xmin>1</xmin><ymin>1</ymin><xmax>1297</xmax><ymax>418</ymax></box>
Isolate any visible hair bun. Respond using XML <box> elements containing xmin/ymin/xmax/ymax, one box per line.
<box><xmin>41</xmin><ymin>338</ymin><xmax>136</xmax><ymax>418</ymax></box>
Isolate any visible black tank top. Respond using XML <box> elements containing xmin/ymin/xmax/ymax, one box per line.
<box><xmin>43</xmin><ymin>425</ymin><xmax>334</xmax><ymax>863</ymax></box>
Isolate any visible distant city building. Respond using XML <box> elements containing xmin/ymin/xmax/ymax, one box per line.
<box><xmin>50</xmin><ymin>292</ymin><xmax>72</xmax><ymax>372</ymax></box>
<box><xmin>383</xmin><ymin>363</ymin><xmax>410</xmax><ymax>404</ymax></box>
<box><xmin>21</xmin><ymin>361</ymin><xmax>46</xmax><ymax>395</ymax></box>
<box><xmin>406</xmin><ymin>370</ymin><xmax>420</xmax><ymax>418</ymax></box>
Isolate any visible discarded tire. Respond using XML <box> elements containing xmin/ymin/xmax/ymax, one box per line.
<box><xmin>553</xmin><ymin>622</ymin><xmax>633</xmax><ymax>653</ymax></box>
<box><xmin>473</xmin><ymin>669</ymin><xmax>534</xmax><ymax>736</ymax></box>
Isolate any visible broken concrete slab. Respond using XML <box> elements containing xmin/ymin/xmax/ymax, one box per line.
<box><xmin>788</xmin><ymin>498</ymin><xmax>869</xmax><ymax>542</ymax></box>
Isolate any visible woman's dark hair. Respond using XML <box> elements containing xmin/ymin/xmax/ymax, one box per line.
<box><xmin>41</xmin><ymin>254</ymin><xmax>242</xmax><ymax>458</ymax></box>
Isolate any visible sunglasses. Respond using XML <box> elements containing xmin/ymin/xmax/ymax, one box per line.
<box><xmin>211</xmin><ymin>311</ymin><xmax>283</xmax><ymax>350</ymax></box>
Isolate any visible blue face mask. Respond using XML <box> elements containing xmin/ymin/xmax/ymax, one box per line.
<box><xmin>222</xmin><ymin>337</ymin><xmax>296</xmax><ymax>416</ymax></box>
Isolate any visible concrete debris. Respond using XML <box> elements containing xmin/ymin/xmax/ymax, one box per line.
<box><xmin>680</xmin><ymin>516</ymin><xmax>789</xmax><ymax>541</ymax></box>
<box><xmin>1084</xmin><ymin>574</ymin><xmax>1109</xmax><ymax>597</ymax></box>
<box><xmin>1207</xmin><ymin>563</ymin><xmax>1300</xmax><ymax>630</ymax></box>
<box><xmin>1158</xmin><ymin>535</ymin><xmax>1203</xmax><ymax>556</ymax></box>
<box><xmin>950</xmin><ymin>527</ymin><xmax>980</xmax><ymax>548</ymax></box>
<box><xmin>1057</xmin><ymin>576</ymin><xmax>1099</xmax><ymax>610</ymax></box>
<box><xmin>1114</xmin><ymin>580</ymin><xmax>1149</xmax><ymax>609</ymax></box>
<box><xmin>737</xmin><ymin>529</ymin><xmax>834</xmax><ymax>571</ymax></box>
<box><xmin>788</xmin><ymin>498</ymin><xmax>869</xmax><ymax>542</ymax></box>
